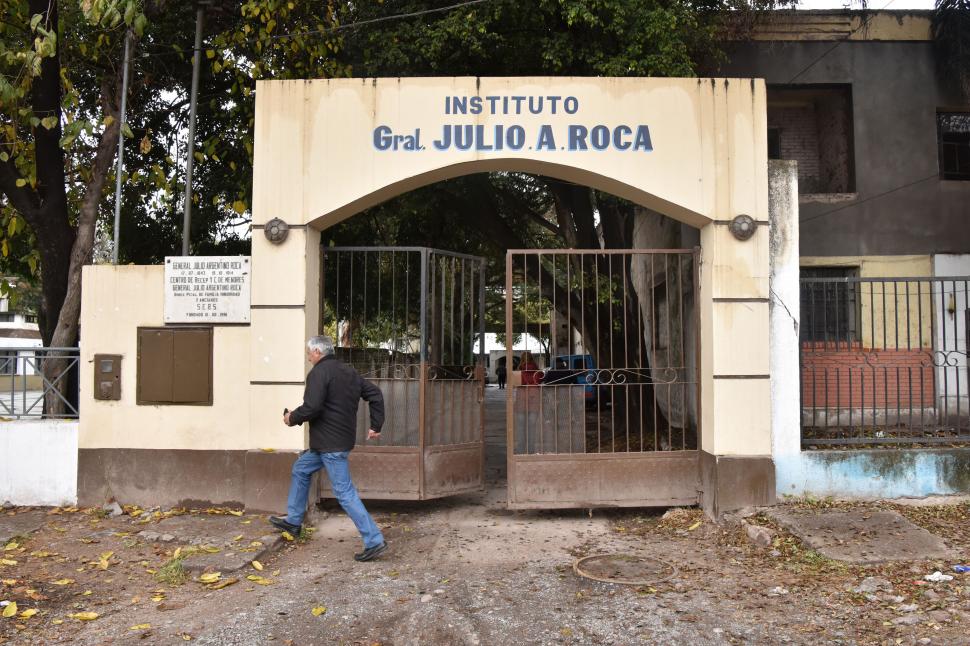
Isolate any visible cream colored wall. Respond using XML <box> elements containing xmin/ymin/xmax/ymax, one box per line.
<box><xmin>251</xmin><ymin>77</ymin><xmax>773</xmax><ymax>459</ymax></box>
<box><xmin>79</xmin><ymin>265</ymin><xmax>252</xmax><ymax>450</ymax></box>
<box><xmin>252</xmin><ymin>77</ymin><xmax>772</xmax><ymax>230</ymax></box>
<box><xmin>801</xmin><ymin>255</ymin><xmax>933</xmax><ymax>349</ymax></box>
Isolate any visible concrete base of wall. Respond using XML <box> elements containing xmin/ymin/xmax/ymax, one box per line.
<box><xmin>1</xmin><ymin>421</ymin><xmax>78</xmax><ymax>506</ymax></box>
<box><xmin>776</xmin><ymin>448</ymin><xmax>970</xmax><ymax>499</ymax></box>
<box><xmin>78</xmin><ymin>448</ymin><xmax>299</xmax><ymax>513</ymax></box>
<box><xmin>700</xmin><ymin>451</ymin><xmax>776</xmax><ymax>518</ymax></box>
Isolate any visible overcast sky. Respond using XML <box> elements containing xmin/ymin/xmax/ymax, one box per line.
<box><xmin>796</xmin><ymin>0</ymin><xmax>936</xmax><ymax>8</ymax></box>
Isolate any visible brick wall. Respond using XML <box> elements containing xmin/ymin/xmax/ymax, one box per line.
<box><xmin>801</xmin><ymin>342</ymin><xmax>935</xmax><ymax>409</ymax></box>
<box><xmin>769</xmin><ymin>106</ymin><xmax>821</xmax><ymax>193</ymax></box>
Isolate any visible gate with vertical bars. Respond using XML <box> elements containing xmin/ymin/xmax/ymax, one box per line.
<box><xmin>505</xmin><ymin>249</ymin><xmax>701</xmax><ymax>509</ymax></box>
<box><xmin>316</xmin><ymin>247</ymin><xmax>486</xmax><ymax>500</ymax></box>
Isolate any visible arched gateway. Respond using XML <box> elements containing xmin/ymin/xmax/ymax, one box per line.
<box><xmin>79</xmin><ymin>77</ymin><xmax>775</xmax><ymax>517</ymax></box>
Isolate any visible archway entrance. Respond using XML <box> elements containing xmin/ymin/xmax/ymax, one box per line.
<box><xmin>249</xmin><ymin>76</ymin><xmax>777</xmax><ymax>515</ymax></box>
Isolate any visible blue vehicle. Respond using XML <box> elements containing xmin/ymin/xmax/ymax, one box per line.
<box><xmin>547</xmin><ymin>354</ymin><xmax>603</xmax><ymax>405</ymax></box>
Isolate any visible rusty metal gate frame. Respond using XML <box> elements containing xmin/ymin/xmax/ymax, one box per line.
<box><xmin>317</xmin><ymin>246</ymin><xmax>486</xmax><ymax>501</ymax></box>
<box><xmin>505</xmin><ymin>248</ymin><xmax>702</xmax><ymax>509</ymax></box>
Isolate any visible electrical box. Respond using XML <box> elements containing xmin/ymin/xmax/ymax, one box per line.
<box><xmin>93</xmin><ymin>354</ymin><xmax>122</xmax><ymax>401</ymax></box>
<box><xmin>136</xmin><ymin>327</ymin><xmax>213</xmax><ymax>405</ymax></box>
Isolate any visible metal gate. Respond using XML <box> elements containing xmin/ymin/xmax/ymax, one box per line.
<box><xmin>317</xmin><ymin>247</ymin><xmax>486</xmax><ymax>500</ymax></box>
<box><xmin>505</xmin><ymin>249</ymin><xmax>700</xmax><ymax>509</ymax></box>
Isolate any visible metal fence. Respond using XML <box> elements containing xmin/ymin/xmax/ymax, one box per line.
<box><xmin>0</xmin><ymin>347</ymin><xmax>80</xmax><ymax>419</ymax></box>
<box><xmin>506</xmin><ymin>249</ymin><xmax>699</xmax><ymax>455</ymax></box>
<box><xmin>321</xmin><ymin>246</ymin><xmax>486</xmax><ymax>446</ymax></box>
<box><xmin>800</xmin><ymin>276</ymin><xmax>970</xmax><ymax>447</ymax></box>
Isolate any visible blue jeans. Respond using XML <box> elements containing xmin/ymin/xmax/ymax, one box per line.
<box><xmin>285</xmin><ymin>450</ymin><xmax>384</xmax><ymax>549</ymax></box>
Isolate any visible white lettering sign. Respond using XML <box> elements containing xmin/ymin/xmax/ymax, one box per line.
<box><xmin>164</xmin><ymin>256</ymin><xmax>251</xmax><ymax>323</ymax></box>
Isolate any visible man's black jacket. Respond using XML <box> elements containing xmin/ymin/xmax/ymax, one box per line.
<box><xmin>288</xmin><ymin>355</ymin><xmax>384</xmax><ymax>452</ymax></box>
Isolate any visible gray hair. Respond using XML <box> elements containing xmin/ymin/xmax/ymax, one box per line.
<box><xmin>307</xmin><ymin>336</ymin><xmax>335</xmax><ymax>356</ymax></box>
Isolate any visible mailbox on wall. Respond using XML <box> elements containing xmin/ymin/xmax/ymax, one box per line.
<box><xmin>93</xmin><ymin>354</ymin><xmax>122</xmax><ymax>401</ymax></box>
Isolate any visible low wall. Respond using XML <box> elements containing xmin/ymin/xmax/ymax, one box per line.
<box><xmin>0</xmin><ymin>420</ymin><xmax>78</xmax><ymax>506</ymax></box>
<box><xmin>776</xmin><ymin>449</ymin><xmax>970</xmax><ymax>499</ymax></box>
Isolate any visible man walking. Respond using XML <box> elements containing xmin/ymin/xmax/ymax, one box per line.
<box><xmin>269</xmin><ymin>336</ymin><xmax>388</xmax><ymax>562</ymax></box>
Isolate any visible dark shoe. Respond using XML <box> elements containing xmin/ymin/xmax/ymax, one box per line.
<box><xmin>354</xmin><ymin>541</ymin><xmax>388</xmax><ymax>562</ymax></box>
<box><xmin>269</xmin><ymin>515</ymin><xmax>301</xmax><ymax>535</ymax></box>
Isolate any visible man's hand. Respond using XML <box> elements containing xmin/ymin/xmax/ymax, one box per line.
<box><xmin>367</xmin><ymin>429</ymin><xmax>381</xmax><ymax>441</ymax></box>
<box><xmin>283</xmin><ymin>411</ymin><xmax>291</xmax><ymax>426</ymax></box>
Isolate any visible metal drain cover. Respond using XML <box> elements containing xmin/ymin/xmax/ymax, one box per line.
<box><xmin>573</xmin><ymin>553</ymin><xmax>676</xmax><ymax>586</ymax></box>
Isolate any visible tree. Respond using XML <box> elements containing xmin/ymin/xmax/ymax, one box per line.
<box><xmin>933</xmin><ymin>0</ymin><xmax>970</xmax><ymax>99</ymax></box>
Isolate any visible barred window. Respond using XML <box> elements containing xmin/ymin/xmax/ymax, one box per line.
<box><xmin>938</xmin><ymin>111</ymin><xmax>970</xmax><ymax>181</ymax></box>
<box><xmin>800</xmin><ymin>267</ymin><xmax>861</xmax><ymax>343</ymax></box>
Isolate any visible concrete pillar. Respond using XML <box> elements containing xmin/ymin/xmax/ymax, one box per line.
<box><xmin>768</xmin><ymin>161</ymin><xmax>802</xmax><ymax>496</ymax></box>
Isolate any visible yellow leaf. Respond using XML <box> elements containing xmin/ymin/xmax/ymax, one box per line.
<box><xmin>228</xmin><ymin>510</ymin><xmax>243</xmax><ymax>516</ymax></box>
<box><xmin>52</xmin><ymin>579</ymin><xmax>74</xmax><ymax>585</ymax></box>
<box><xmin>251</xmin><ymin>560</ymin><xmax>263</xmax><ymax>571</ymax></box>
<box><xmin>52</xmin><ymin>619</ymin><xmax>63</xmax><ymax>624</ymax></box>
<box><xmin>3</xmin><ymin>543</ymin><xmax>18</xmax><ymax>551</ymax></box>
<box><xmin>232</xmin><ymin>535</ymin><xmax>244</xmax><ymax>542</ymax></box>
<box><xmin>231</xmin><ymin>200</ymin><xmax>247</xmax><ymax>214</ymax></box>
<box><xmin>560</xmin><ymin>627</ymin><xmax>573</xmax><ymax>637</ymax></box>
<box><xmin>200</xmin><ymin>546</ymin><xmax>221</xmax><ymax>554</ymax></box>
<box><xmin>20</xmin><ymin>608</ymin><xmax>37</xmax><ymax>619</ymax></box>
<box><xmin>2</xmin><ymin>602</ymin><xmax>17</xmax><ymax>618</ymax></box>
<box><xmin>208</xmin><ymin>577</ymin><xmax>238</xmax><ymax>590</ymax></box>
<box><xmin>249</xmin><ymin>541</ymin><xmax>263</xmax><ymax>547</ymax></box>
<box><xmin>30</xmin><ymin>551</ymin><xmax>53</xmax><ymax>558</ymax></box>
<box><xmin>0</xmin><ymin>559</ymin><xmax>16</xmax><ymax>566</ymax></box>
<box><xmin>103</xmin><ymin>115</ymin><xmax>115</xmax><ymax>128</ymax></box>
<box><xmin>260</xmin><ymin>448</ymin><xmax>275</xmax><ymax>453</ymax></box>
<box><xmin>311</xmin><ymin>606</ymin><xmax>327</xmax><ymax>616</ymax></box>
<box><xmin>68</xmin><ymin>611</ymin><xmax>99</xmax><ymax>621</ymax></box>
<box><xmin>1</xmin><ymin>579</ymin><xmax>15</xmax><ymax>585</ymax></box>
<box><xmin>198</xmin><ymin>572</ymin><xmax>221</xmax><ymax>584</ymax></box>
<box><xmin>281</xmin><ymin>531</ymin><xmax>295</xmax><ymax>542</ymax></box>
<box><xmin>14</xmin><ymin>179</ymin><xmax>26</xmax><ymax>188</ymax></box>
<box><xmin>139</xmin><ymin>135</ymin><xmax>151</xmax><ymax>154</ymax></box>
<box><xmin>182</xmin><ymin>634</ymin><xmax>192</xmax><ymax>641</ymax></box>
<box><xmin>130</xmin><ymin>623</ymin><xmax>151</xmax><ymax>630</ymax></box>
<box><xmin>82</xmin><ymin>590</ymin><xmax>92</xmax><ymax>596</ymax></box>
<box><xmin>173</xmin><ymin>547</ymin><xmax>182</xmax><ymax>559</ymax></box>
<box><xmin>687</xmin><ymin>521</ymin><xmax>702</xmax><ymax>531</ymax></box>
<box><xmin>245</xmin><ymin>575</ymin><xmax>273</xmax><ymax>585</ymax></box>
<box><xmin>151</xmin><ymin>595</ymin><xmax>164</xmax><ymax>602</ymax></box>
<box><xmin>241</xmin><ymin>520</ymin><xmax>252</xmax><ymax>525</ymax></box>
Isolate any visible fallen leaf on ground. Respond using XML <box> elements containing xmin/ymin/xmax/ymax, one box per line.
<box><xmin>246</xmin><ymin>575</ymin><xmax>273</xmax><ymax>585</ymax></box>
<box><xmin>52</xmin><ymin>579</ymin><xmax>74</xmax><ymax>586</ymax></box>
<box><xmin>281</xmin><ymin>532</ymin><xmax>294</xmax><ymax>542</ymax></box>
<box><xmin>249</xmin><ymin>541</ymin><xmax>263</xmax><ymax>547</ymax></box>
<box><xmin>3</xmin><ymin>543</ymin><xmax>18</xmax><ymax>551</ymax></box>
<box><xmin>260</xmin><ymin>448</ymin><xmax>275</xmax><ymax>452</ymax></box>
<box><xmin>687</xmin><ymin>521</ymin><xmax>702</xmax><ymax>531</ymax></box>
<box><xmin>67</xmin><ymin>611</ymin><xmax>99</xmax><ymax>621</ymax></box>
<box><xmin>52</xmin><ymin>619</ymin><xmax>63</xmax><ymax>625</ymax></box>
<box><xmin>181</xmin><ymin>633</ymin><xmax>192</xmax><ymax>640</ymax></box>
<box><xmin>3</xmin><ymin>602</ymin><xmax>18</xmax><ymax>618</ymax></box>
<box><xmin>311</xmin><ymin>606</ymin><xmax>327</xmax><ymax>616</ymax></box>
<box><xmin>0</xmin><ymin>559</ymin><xmax>17</xmax><ymax>566</ymax></box>
<box><xmin>208</xmin><ymin>577</ymin><xmax>238</xmax><ymax>590</ymax></box>
<box><xmin>251</xmin><ymin>561</ymin><xmax>263</xmax><ymax>571</ymax></box>
<box><xmin>198</xmin><ymin>572</ymin><xmax>221</xmax><ymax>584</ymax></box>
<box><xmin>82</xmin><ymin>590</ymin><xmax>92</xmax><ymax>596</ymax></box>
<box><xmin>30</xmin><ymin>551</ymin><xmax>53</xmax><ymax>558</ymax></box>
<box><xmin>1</xmin><ymin>579</ymin><xmax>15</xmax><ymax>585</ymax></box>
<box><xmin>199</xmin><ymin>546</ymin><xmax>221</xmax><ymax>554</ymax></box>
<box><xmin>232</xmin><ymin>535</ymin><xmax>244</xmax><ymax>542</ymax></box>
<box><xmin>228</xmin><ymin>510</ymin><xmax>243</xmax><ymax>516</ymax></box>
<box><xmin>130</xmin><ymin>623</ymin><xmax>151</xmax><ymax>630</ymax></box>
<box><xmin>19</xmin><ymin>608</ymin><xmax>37</xmax><ymax>619</ymax></box>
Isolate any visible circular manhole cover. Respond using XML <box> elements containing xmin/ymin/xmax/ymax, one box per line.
<box><xmin>573</xmin><ymin>554</ymin><xmax>677</xmax><ymax>586</ymax></box>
